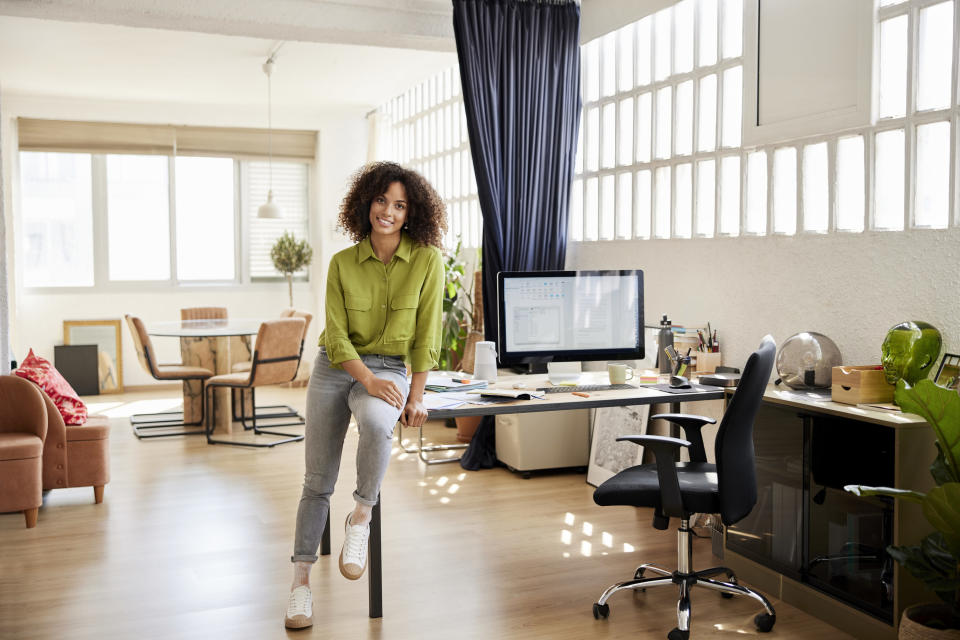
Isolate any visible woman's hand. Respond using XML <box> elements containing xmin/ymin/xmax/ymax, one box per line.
<box><xmin>401</xmin><ymin>397</ymin><xmax>428</xmax><ymax>428</ymax></box>
<box><xmin>364</xmin><ymin>376</ymin><xmax>404</xmax><ymax>409</ymax></box>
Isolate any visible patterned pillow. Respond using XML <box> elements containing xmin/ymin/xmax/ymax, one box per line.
<box><xmin>14</xmin><ymin>349</ymin><xmax>88</xmax><ymax>425</ymax></box>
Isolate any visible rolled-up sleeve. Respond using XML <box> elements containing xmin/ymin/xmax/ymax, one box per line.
<box><xmin>323</xmin><ymin>257</ymin><xmax>361</xmax><ymax>365</ymax></box>
<box><xmin>410</xmin><ymin>248</ymin><xmax>443</xmax><ymax>372</ymax></box>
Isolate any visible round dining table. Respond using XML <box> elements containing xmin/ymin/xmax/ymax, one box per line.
<box><xmin>147</xmin><ymin>318</ymin><xmax>262</xmax><ymax>435</ymax></box>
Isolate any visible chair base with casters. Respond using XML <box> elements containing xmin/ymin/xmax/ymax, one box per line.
<box><xmin>592</xmin><ymin>336</ymin><xmax>779</xmax><ymax>640</ymax></box>
<box><xmin>592</xmin><ymin>517</ymin><xmax>776</xmax><ymax>640</ymax></box>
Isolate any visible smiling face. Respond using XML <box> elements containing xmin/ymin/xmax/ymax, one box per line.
<box><xmin>368</xmin><ymin>181</ymin><xmax>408</xmax><ymax>240</ymax></box>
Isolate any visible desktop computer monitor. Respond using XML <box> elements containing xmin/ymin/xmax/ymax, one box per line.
<box><xmin>496</xmin><ymin>270</ymin><xmax>644</xmax><ymax>368</ymax></box>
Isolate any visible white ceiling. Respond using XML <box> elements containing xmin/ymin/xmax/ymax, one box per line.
<box><xmin>0</xmin><ymin>2</ymin><xmax>459</xmax><ymax>113</ymax></box>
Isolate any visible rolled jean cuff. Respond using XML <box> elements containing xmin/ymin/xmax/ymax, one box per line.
<box><xmin>353</xmin><ymin>490</ymin><xmax>379</xmax><ymax>507</ymax></box>
<box><xmin>291</xmin><ymin>554</ymin><xmax>318</xmax><ymax>564</ymax></box>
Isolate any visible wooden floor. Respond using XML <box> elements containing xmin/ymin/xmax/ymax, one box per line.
<box><xmin>0</xmin><ymin>387</ymin><xmax>852</xmax><ymax>640</ymax></box>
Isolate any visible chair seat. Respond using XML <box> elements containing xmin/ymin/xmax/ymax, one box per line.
<box><xmin>207</xmin><ymin>372</ymin><xmax>250</xmax><ymax>386</ymax></box>
<box><xmin>232</xmin><ymin>360</ymin><xmax>252</xmax><ymax>373</ymax></box>
<box><xmin>154</xmin><ymin>364</ymin><xmax>214</xmax><ymax>380</ymax></box>
<box><xmin>66</xmin><ymin>420</ymin><xmax>110</xmax><ymax>442</ymax></box>
<box><xmin>594</xmin><ymin>462</ymin><xmax>720</xmax><ymax>516</ymax></box>
<box><xmin>0</xmin><ymin>433</ymin><xmax>44</xmax><ymax>461</ymax></box>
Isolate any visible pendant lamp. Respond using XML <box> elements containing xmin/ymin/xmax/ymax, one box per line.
<box><xmin>257</xmin><ymin>55</ymin><xmax>282</xmax><ymax>219</ymax></box>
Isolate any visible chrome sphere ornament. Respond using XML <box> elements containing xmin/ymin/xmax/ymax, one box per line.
<box><xmin>776</xmin><ymin>332</ymin><xmax>842</xmax><ymax>390</ymax></box>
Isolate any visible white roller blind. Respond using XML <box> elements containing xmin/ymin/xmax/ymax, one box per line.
<box><xmin>246</xmin><ymin>161</ymin><xmax>310</xmax><ymax>279</ymax></box>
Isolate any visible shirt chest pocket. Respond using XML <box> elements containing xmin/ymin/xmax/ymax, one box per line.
<box><xmin>384</xmin><ymin>293</ymin><xmax>419</xmax><ymax>342</ymax></box>
<box><xmin>344</xmin><ymin>294</ymin><xmax>371</xmax><ymax>330</ymax></box>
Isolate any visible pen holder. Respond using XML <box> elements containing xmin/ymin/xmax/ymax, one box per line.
<box><xmin>692</xmin><ymin>352</ymin><xmax>722</xmax><ymax>375</ymax></box>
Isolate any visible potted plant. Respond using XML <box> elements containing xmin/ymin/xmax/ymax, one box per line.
<box><xmin>270</xmin><ymin>232</ymin><xmax>314</xmax><ymax>308</ymax></box>
<box><xmin>846</xmin><ymin>379</ymin><xmax>960</xmax><ymax>638</ymax></box>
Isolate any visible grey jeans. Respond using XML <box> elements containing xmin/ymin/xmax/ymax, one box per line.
<box><xmin>291</xmin><ymin>348</ymin><xmax>409</xmax><ymax>563</ymax></box>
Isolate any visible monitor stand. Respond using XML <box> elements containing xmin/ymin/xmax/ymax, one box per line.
<box><xmin>508</xmin><ymin>360</ymin><xmax>549</xmax><ymax>375</ymax></box>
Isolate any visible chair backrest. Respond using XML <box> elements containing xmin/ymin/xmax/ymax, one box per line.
<box><xmin>248</xmin><ymin>318</ymin><xmax>306</xmax><ymax>386</ymax></box>
<box><xmin>714</xmin><ymin>335</ymin><xmax>777</xmax><ymax>527</ymax></box>
<box><xmin>0</xmin><ymin>375</ymin><xmax>49</xmax><ymax>441</ymax></box>
<box><xmin>279</xmin><ymin>308</ymin><xmax>314</xmax><ymax>339</ymax></box>
<box><xmin>124</xmin><ymin>315</ymin><xmax>161</xmax><ymax>379</ymax></box>
<box><xmin>181</xmin><ymin>307</ymin><xmax>228</xmax><ymax>321</ymax></box>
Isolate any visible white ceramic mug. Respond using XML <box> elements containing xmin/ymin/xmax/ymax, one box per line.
<box><xmin>608</xmin><ymin>363</ymin><xmax>635</xmax><ymax>384</ymax></box>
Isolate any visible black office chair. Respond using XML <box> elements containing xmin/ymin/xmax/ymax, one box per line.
<box><xmin>592</xmin><ymin>335</ymin><xmax>777</xmax><ymax>640</ymax></box>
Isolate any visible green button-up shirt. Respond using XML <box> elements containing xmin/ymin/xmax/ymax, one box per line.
<box><xmin>320</xmin><ymin>232</ymin><xmax>444</xmax><ymax>373</ymax></box>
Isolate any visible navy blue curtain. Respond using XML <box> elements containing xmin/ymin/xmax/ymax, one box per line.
<box><xmin>453</xmin><ymin>0</ymin><xmax>582</xmax><ymax>344</ymax></box>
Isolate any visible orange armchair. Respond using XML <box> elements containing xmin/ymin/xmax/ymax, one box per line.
<box><xmin>0</xmin><ymin>375</ymin><xmax>48</xmax><ymax>528</ymax></box>
<box><xmin>40</xmin><ymin>389</ymin><xmax>110</xmax><ymax>504</ymax></box>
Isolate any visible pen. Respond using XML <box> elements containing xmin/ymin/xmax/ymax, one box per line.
<box><xmin>572</xmin><ymin>392</ymin><xmax>590</xmax><ymax>398</ymax></box>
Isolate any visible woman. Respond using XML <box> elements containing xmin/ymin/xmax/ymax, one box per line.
<box><xmin>285</xmin><ymin>162</ymin><xmax>446</xmax><ymax>629</ymax></box>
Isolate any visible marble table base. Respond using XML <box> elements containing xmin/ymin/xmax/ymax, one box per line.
<box><xmin>180</xmin><ymin>335</ymin><xmax>252</xmax><ymax>434</ymax></box>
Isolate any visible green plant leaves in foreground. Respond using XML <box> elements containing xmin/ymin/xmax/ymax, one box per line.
<box><xmin>889</xmin><ymin>533</ymin><xmax>960</xmax><ymax>605</ymax></box>
<box><xmin>923</xmin><ymin>483</ymin><xmax>960</xmax><ymax>557</ymax></box>
<box><xmin>895</xmin><ymin>379</ymin><xmax>960</xmax><ymax>484</ymax></box>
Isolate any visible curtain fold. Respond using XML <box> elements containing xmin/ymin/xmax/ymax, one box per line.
<box><xmin>453</xmin><ymin>0</ymin><xmax>582</xmax><ymax>344</ymax></box>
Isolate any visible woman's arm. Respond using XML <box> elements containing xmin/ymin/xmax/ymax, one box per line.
<box><xmin>341</xmin><ymin>358</ymin><xmax>404</xmax><ymax>409</ymax></box>
<box><xmin>401</xmin><ymin>370</ymin><xmax>429</xmax><ymax>427</ymax></box>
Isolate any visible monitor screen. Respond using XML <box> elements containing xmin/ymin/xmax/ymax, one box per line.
<box><xmin>497</xmin><ymin>270</ymin><xmax>644</xmax><ymax>364</ymax></box>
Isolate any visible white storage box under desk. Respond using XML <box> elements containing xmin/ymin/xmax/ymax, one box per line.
<box><xmin>495</xmin><ymin>410</ymin><xmax>590</xmax><ymax>476</ymax></box>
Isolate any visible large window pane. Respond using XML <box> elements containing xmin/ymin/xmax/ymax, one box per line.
<box><xmin>616</xmin><ymin>172</ymin><xmax>632</xmax><ymax>238</ymax></box>
<box><xmin>587</xmin><ymin>107</ymin><xmax>600</xmax><ymax>171</ymax></box>
<box><xmin>636</xmin><ymin>92</ymin><xmax>653</xmax><ymax>163</ymax></box>
<box><xmin>675</xmin><ymin>163</ymin><xmax>693</xmax><ymax>238</ymax></box>
<box><xmin>698</xmin><ymin>74</ymin><xmax>718</xmax><ymax>152</ymax></box>
<box><xmin>721</xmin><ymin>66</ymin><xmax>742</xmax><ymax>147</ymax></box>
<box><xmin>802</xmin><ymin>143</ymin><xmax>828</xmax><ymax>232</ymax></box>
<box><xmin>637</xmin><ymin>16</ymin><xmax>653</xmax><ymax>86</ymax></box>
<box><xmin>618</xmin><ymin>25</ymin><xmax>635</xmax><ymax>92</ymax></box>
<box><xmin>655</xmin><ymin>86</ymin><xmax>673</xmax><ymax>159</ymax></box>
<box><xmin>836</xmin><ymin>136</ymin><xmax>865</xmax><ymax>232</ymax></box>
<box><xmin>570</xmin><ymin>179</ymin><xmax>583</xmax><ymax>241</ymax></box>
<box><xmin>719</xmin><ymin>155</ymin><xmax>741</xmax><ymax>235</ymax></box>
<box><xmin>772</xmin><ymin>147</ymin><xmax>797</xmax><ymax>235</ymax></box>
<box><xmin>917</xmin><ymin>2</ymin><xmax>953</xmax><ymax>112</ymax></box>
<box><xmin>676</xmin><ymin>80</ymin><xmax>694</xmax><ymax>156</ymax></box>
<box><xmin>879</xmin><ymin>16</ymin><xmax>907</xmax><ymax>119</ymax></box>
<box><xmin>635</xmin><ymin>169</ymin><xmax>652</xmax><ymax>239</ymax></box>
<box><xmin>699</xmin><ymin>0</ymin><xmax>719</xmax><ymax>67</ymax></box>
<box><xmin>674</xmin><ymin>0</ymin><xmax>694</xmax><ymax>74</ymax></box>
<box><xmin>175</xmin><ymin>157</ymin><xmax>236</xmax><ymax>281</ymax></box>
<box><xmin>915</xmin><ymin>121</ymin><xmax>950</xmax><ymax>228</ymax></box>
<box><xmin>106</xmin><ymin>155</ymin><xmax>170</xmax><ymax>281</ymax></box>
<box><xmin>654</xmin><ymin>166</ymin><xmax>672</xmax><ymax>239</ymax></box>
<box><xmin>19</xmin><ymin>152</ymin><xmax>94</xmax><ymax>287</ymax></box>
<box><xmin>600</xmin><ymin>174</ymin><xmax>615</xmax><ymax>240</ymax></box>
<box><xmin>585</xmin><ymin>177</ymin><xmax>599</xmax><ymax>240</ymax></box>
<box><xmin>602</xmin><ymin>32</ymin><xmax>617</xmax><ymax>98</ymax></box>
<box><xmin>654</xmin><ymin>8</ymin><xmax>672</xmax><ymax>82</ymax></box>
<box><xmin>722</xmin><ymin>0</ymin><xmax>743</xmax><ymax>59</ymax></box>
<box><xmin>602</xmin><ymin>102</ymin><xmax>616</xmax><ymax>169</ymax></box>
<box><xmin>746</xmin><ymin>151</ymin><xmax>767</xmax><ymax>234</ymax></box>
<box><xmin>618</xmin><ymin>97</ymin><xmax>634</xmax><ymax>165</ymax></box>
<box><xmin>696</xmin><ymin>159</ymin><xmax>716</xmax><ymax>237</ymax></box>
<box><xmin>586</xmin><ymin>40</ymin><xmax>600</xmax><ymax>102</ymax></box>
<box><xmin>874</xmin><ymin>129</ymin><xmax>905</xmax><ymax>230</ymax></box>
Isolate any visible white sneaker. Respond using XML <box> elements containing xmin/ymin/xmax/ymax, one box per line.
<box><xmin>284</xmin><ymin>585</ymin><xmax>313</xmax><ymax>629</ymax></box>
<box><xmin>339</xmin><ymin>514</ymin><xmax>370</xmax><ymax>580</ymax></box>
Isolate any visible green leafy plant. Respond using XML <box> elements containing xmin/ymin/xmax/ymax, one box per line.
<box><xmin>845</xmin><ymin>379</ymin><xmax>960</xmax><ymax>629</ymax></box>
<box><xmin>270</xmin><ymin>232</ymin><xmax>314</xmax><ymax>308</ymax></box>
<box><xmin>438</xmin><ymin>241</ymin><xmax>474</xmax><ymax>371</ymax></box>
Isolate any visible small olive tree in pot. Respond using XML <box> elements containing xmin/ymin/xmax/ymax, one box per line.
<box><xmin>271</xmin><ymin>232</ymin><xmax>314</xmax><ymax>308</ymax></box>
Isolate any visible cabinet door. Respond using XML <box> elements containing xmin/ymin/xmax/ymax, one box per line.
<box><xmin>726</xmin><ymin>402</ymin><xmax>805</xmax><ymax>577</ymax></box>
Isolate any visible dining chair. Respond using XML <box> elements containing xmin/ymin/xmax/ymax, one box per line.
<box><xmin>591</xmin><ymin>336</ymin><xmax>778</xmax><ymax>640</ymax></box>
<box><xmin>231</xmin><ymin>308</ymin><xmax>313</xmax><ymax>429</ymax></box>
<box><xmin>204</xmin><ymin>317</ymin><xmax>306</xmax><ymax>448</ymax></box>
<box><xmin>124</xmin><ymin>315</ymin><xmax>214</xmax><ymax>438</ymax></box>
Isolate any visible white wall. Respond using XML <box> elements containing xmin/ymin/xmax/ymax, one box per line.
<box><xmin>568</xmin><ymin>229</ymin><xmax>960</xmax><ymax>376</ymax></box>
<box><xmin>1</xmin><ymin>92</ymin><xmax>367</xmax><ymax>385</ymax></box>
<box><xmin>580</xmin><ymin>0</ymin><xmax>674</xmax><ymax>43</ymax></box>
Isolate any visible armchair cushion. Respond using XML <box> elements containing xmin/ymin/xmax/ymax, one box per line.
<box><xmin>14</xmin><ymin>349</ymin><xmax>88</xmax><ymax>425</ymax></box>
<box><xmin>0</xmin><ymin>433</ymin><xmax>44</xmax><ymax>461</ymax></box>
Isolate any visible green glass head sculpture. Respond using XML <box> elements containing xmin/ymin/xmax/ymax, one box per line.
<box><xmin>881</xmin><ymin>321</ymin><xmax>942</xmax><ymax>385</ymax></box>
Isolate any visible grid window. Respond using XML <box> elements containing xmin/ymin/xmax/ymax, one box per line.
<box><xmin>695</xmin><ymin>159</ymin><xmax>716</xmax><ymax>236</ymax></box>
<box><xmin>916</xmin><ymin>2</ymin><xmax>953</xmax><ymax>112</ymax></box>
<box><xmin>636</xmin><ymin>93</ymin><xmax>653</xmax><ymax>163</ymax></box>
<box><xmin>600</xmin><ymin>174</ymin><xmax>616</xmax><ymax>240</ymax></box>
<box><xmin>721</xmin><ymin>66</ymin><xmax>742</xmax><ymax>148</ymax></box>
<box><xmin>801</xmin><ymin>143</ymin><xmax>829</xmax><ymax>233</ymax></box>
<box><xmin>875</xmin><ymin>128</ymin><xmax>906</xmax><ymax>230</ymax></box>
<box><xmin>655</xmin><ymin>87</ymin><xmax>673</xmax><ymax>159</ymax></box>
<box><xmin>635</xmin><ymin>169</ymin><xmax>652</xmax><ymax>239</ymax></box>
<box><xmin>675</xmin><ymin>163</ymin><xmax>693</xmax><ymax>238</ymax></box>
<box><xmin>719</xmin><ymin>155</ymin><xmax>741</xmax><ymax>235</ymax></box>
<box><xmin>699</xmin><ymin>0</ymin><xmax>719</xmax><ymax>67</ymax></box>
<box><xmin>879</xmin><ymin>16</ymin><xmax>908</xmax><ymax>119</ymax></box>
<box><xmin>914</xmin><ymin>121</ymin><xmax>950</xmax><ymax>228</ymax></box>
<box><xmin>106</xmin><ymin>154</ymin><xmax>170</xmax><ymax>281</ymax></box>
<box><xmin>676</xmin><ymin>80</ymin><xmax>694</xmax><ymax>156</ymax></box>
<box><xmin>698</xmin><ymin>74</ymin><xmax>718</xmax><ymax>152</ymax></box>
<box><xmin>674</xmin><ymin>0</ymin><xmax>695</xmax><ymax>75</ymax></box>
<box><xmin>585</xmin><ymin>177</ymin><xmax>599</xmax><ymax>241</ymax></box>
<box><xmin>618</xmin><ymin>98</ymin><xmax>634</xmax><ymax>165</ymax></box>
<box><xmin>654</xmin><ymin>166</ymin><xmax>672</xmax><ymax>239</ymax></box>
<box><xmin>772</xmin><ymin>147</ymin><xmax>797</xmax><ymax>235</ymax></box>
<box><xmin>836</xmin><ymin>136</ymin><xmax>865</xmax><ymax>232</ymax></box>
<box><xmin>745</xmin><ymin>150</ymin><xmax>767</xmax><ymax>234</ymax></box>
<box><xmin>616</xmin><ymin>172</ymin><xmax>633</xmax><ymax>238</ymax></box>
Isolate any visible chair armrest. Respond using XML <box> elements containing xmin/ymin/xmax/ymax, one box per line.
<box><xmin>616</xmin><ymin>435</ymin><xmax>691</xmax><ymax>519</ymax></box>
<box><xmin>650</xmin><ymin>413</ymin><xmax>716</xmax><ymax>463</ymax></box>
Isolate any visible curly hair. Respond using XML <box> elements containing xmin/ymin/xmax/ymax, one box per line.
<box><xmin>337</xmin><ymin>162</ymin><xmax>447</xmax><ymax>248</ymax></box>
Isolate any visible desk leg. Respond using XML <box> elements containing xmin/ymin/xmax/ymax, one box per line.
<box><xmin>321</xmin><ymin>510</ymin><xmax>331</xmax><ymax>556</ymax></box>
<box><xmin>369</xmin><ymin>495</ymin><xmax>382</xmax><ymax>619</ymax></box>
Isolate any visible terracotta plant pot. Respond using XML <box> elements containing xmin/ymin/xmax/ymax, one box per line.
<box><xmin>455</xmin><ymin>415</ymin><xmax>483</xmax><ymax>443</ymax></box>
<box><xmin>899</xmin><ymin>604</ymin><xmax>960</xmax><ymax>640</ymax></box>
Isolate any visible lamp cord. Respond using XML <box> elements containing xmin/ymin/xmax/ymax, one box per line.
<box><xmin>267</xmin><ymin>67</ymin><xmax>273</xmax><ymax>193</ymax></box>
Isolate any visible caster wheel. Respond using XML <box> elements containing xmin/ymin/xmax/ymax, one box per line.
<box><xmin>592</xmin><ymin>603</ymin><xmax>609</xmax><ymax>619</ymax></box>
<box><xmin>667</xmin><ymin>628</ymin><xmax>690</xmax><ymax>640</ymax></box>
<box><xmin>754</xmin><ymin>613</ymin><xmax>776</xmax><ymax>632</ymax></box>
<box><xmin>721</xmin><ymin>575</ymin><xmax>737</xmax><ymax>599</ymax></box>
<box><xmin>521</xmin><ymin>472</ymin><xmax>532</xmax><ymax>479</ymax></box>
<box><xmin>634</xmin><ymin>568</ymin><xmax>645</xmax><ymax>579</ymax></box>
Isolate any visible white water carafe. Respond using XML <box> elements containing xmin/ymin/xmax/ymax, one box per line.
<box><xmin>473</xmin><ymin>341</ymin><xmax>498</xmax><ymax>383</ymax></box>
